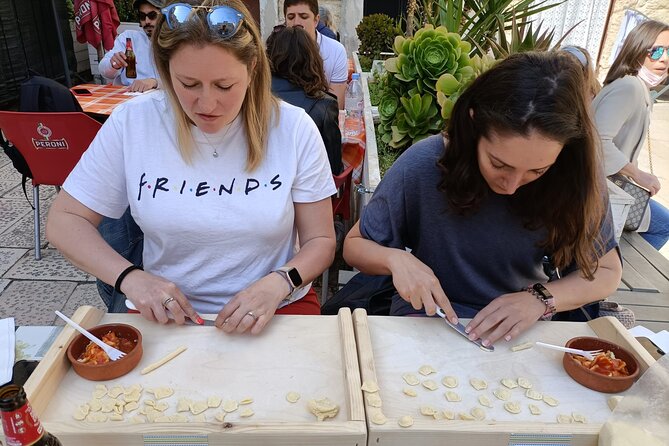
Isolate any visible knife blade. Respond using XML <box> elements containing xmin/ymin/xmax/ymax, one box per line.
<box><xmin>125</xmin><ymin>299</ymin><xmax>216</xmax><ymax>326</ymax></box>
<box><xmin>435</xmin><ymin>308</ymin><xmax>494</xmax><ymax>352</ymax></box>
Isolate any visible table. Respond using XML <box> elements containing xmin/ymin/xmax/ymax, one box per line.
<box><xmin>612</xmin><ymin>231</ymin><xmax>669</xmax><ymax>334</ymax></box>
<box><xmin>15</xmin><ymin>307</ymin><xmax>366</xmax><ymax>446</ymax></box>
<box><xmin>71</xmin><ymin>83</ymin><xmax>138</xmax><ymax>116</ymax></box>
<box><xmin>352</xmin><ymin>310</ymin><xmax>654</xmax><ymax>446</ymax></box>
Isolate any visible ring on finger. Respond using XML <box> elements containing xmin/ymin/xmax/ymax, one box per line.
<box><xmin>162</xmin><ymin>296</ymin><xmax>175</xmax><ymax>307</ymax></box>
<box><xmin>245</xmin><ymin>311</ymin><xmax>259</xmax><ymax>322</ymax></box>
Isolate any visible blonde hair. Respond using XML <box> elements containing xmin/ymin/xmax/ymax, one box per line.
<box><xmin>153</xmin><ymin>0</ymin><xmax>278</xmax><ymax>170</ymax></box>
<box><xmin>604</xmin><ymin>19</ymin><xmax>669</xmax><ymax>85</ymax></box>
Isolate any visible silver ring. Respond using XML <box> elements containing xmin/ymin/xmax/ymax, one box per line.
<box><xmin>246</xmin><ymin>311</ymin><xmax>259</xmax><ymax>321</ymax></box>
<box><xmin>162</xmin><ymin>296</ymin><xmax>175</xmax><ymax>307</ymax></box>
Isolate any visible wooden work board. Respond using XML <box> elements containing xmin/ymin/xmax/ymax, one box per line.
<box><xmin>352</xmin><ymin>309</ymin><xmax>655</xmax><ymax>446</ymax></box>
<box><xmin>16</xmin><ymin>306</ymin><xmax>366</xmax><ymax>446</ymax></box>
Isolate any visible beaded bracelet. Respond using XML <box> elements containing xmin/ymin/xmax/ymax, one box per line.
<box><xmin>525</xmin><ymin>283</ymin><xmax>556</xmax><ymax>321</ymax></box>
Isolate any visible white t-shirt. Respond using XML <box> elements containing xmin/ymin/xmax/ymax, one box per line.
<box><xmin>317</xmin><ymin>31</ymin><xmax>348</xmax><ymax>84</ymax></box>
<box><xmin>98</xmin><ymin>30</ymin><xmax>159</xmax><ymax>86</ymax></box>
<box><xmin>63</xmin><ymin>92</ymin><xmax>336</xmax><ymax>313</ymax></box>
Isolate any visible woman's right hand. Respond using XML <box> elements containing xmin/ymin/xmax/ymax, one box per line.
<box><xmin>121</xmin><ymin>269</ymin><xmax>202</xmax><ymax>325</ymax></box>
<box><xmin>633</xmin><ymin>170</ymin><xmax>661</xmax><ymax>196</ymax></box>
<box><xmin>387</xmin><ymin>250</ymin><xmax>458</xmax><ymax>323</ymax></box>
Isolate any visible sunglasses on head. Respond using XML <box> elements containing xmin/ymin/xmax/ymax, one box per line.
<box><xmin>162</xmin><ymin>3</ymin><xmax>244</xmax><ymax>39</ymax></box>
<box><xmin>647</xmin><ymin>46</ymin><xmax>669</xmax><ymax>61</ymax></box>
<box><xmin>139</xmin><ymin>11</ymin><xmax>159</xmax><ymax>21</ymax></box>
<box><xmin>272</xmin><ymin>24</ymin><xmax>286</xmax><ymax>33</ymax></box>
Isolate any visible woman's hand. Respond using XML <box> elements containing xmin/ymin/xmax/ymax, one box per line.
<box><xmin>122</xmin><ymin>269</ymin><xmax>202</xmax><ymax>325</ymax></box>
<box><xmin>388</xmin><ymin>250</ymin><xmax>458</xmax><ymax>323</ymax></box>
<box><xmin>633</xmin><ymin>170</ymin><xmax>661</xmax><ymax>196</ymax></box>
<box><xmin>465</xmin><ymin>291</ymin><xmax>546</xmax><ymax>347</ymax></box>
<box><xmin>216</xmin><ymin>272</ymin><xmax>290</xmax><ymax>335</ymax></box>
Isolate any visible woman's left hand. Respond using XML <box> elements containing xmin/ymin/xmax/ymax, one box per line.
<box><xmin>215</xmin><ymin>272</ymin><xmax>290</xmax><ymax>335</ymax></box>
<box><xmin>465</xmin><ymin>291</ymin><xmax>546</xmax><ymax>347</ymax></box>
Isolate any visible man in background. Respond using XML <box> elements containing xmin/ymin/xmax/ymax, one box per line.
<box><xmin>98</xmin><ymin>0</ymin><xmax>162</xmax><ymax>91</ymax></box>
<box><xmin>284</xmin><ymin>0</ymin><xmax>348</xmax><ymax>109</ymax></box>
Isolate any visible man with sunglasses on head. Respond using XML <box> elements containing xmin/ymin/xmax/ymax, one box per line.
<box><xmin>99</xmin><ymin>0</ymin><xmax>162</xmax><ymax>92</ymax></box>
<box><xmin>284</xmin><ymin>0</ymin><xmax>347</xmax><ymax>109</ymax></box>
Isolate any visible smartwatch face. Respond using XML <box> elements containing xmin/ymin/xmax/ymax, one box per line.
<box><xmin>287</xmin><ymin>268</ymin><xmax>302</xmax><ymax>287</ymax></box>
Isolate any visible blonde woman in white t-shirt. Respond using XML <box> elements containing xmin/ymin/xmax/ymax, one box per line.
<box><xmin>47</xmin><ymin>0</ymin><xmax>336</xmax><ymax>334</ymax></box>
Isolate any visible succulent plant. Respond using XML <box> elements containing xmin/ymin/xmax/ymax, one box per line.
<box><xmin>378</xmin><ymin>25</ymin><xmax>488</xmax><ymax>150</ymax></box>
<box><xmin>355</xmin><ymin>14</ymin><xmax>399</xmax><ymax>71</ymax></box>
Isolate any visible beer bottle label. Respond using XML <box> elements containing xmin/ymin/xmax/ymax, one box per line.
<box><xmin>1</xmin><ymin>401</ymin><xmax>45</xmax><ymax>446</ymax></box>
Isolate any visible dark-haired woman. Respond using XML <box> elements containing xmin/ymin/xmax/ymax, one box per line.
<box><xmin>343</xmin><ymin>51</ymin><xmax>622</xmax><ymax>347</ymax></box>
<box><xmin>592</xmin><ymin>19</ymin><xmax>669</xmax><ymax>251</ymax></box>
<box><xmin>267</xmin><ymin>25</ymin><xmax>342</xmax><ymax>174</ymax></box>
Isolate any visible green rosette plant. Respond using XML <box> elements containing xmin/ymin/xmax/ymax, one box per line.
<box><xmin>379</xmin><ymin>25</ymin><xmax>484</xmax><ymax>150</ymax></box>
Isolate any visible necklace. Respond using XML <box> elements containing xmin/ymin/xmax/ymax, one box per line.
<box><xmin>200</xmin><ymin>119</ymin><xmax>234</xmax><ymax>158</ymax></box>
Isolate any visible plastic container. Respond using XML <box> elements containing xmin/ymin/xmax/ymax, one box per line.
<box><xmin>344</xmin><ymin>73</ymin><xmax>364</xmax><ymax>138</ymax></box>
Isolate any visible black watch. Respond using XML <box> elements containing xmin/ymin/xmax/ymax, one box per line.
<box><xmin>275</xmin><ymin>266</ymin><xmax>303</xmax><ymax>289</ymax></box>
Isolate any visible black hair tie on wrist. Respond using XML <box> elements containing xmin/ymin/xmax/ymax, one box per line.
<box><xmin>114</xmin><ymin>265</ymin><xmax>143</xmax><ymax>294</ymax></box>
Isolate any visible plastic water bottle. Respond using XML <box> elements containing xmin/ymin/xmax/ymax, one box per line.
<box><xmin>344</xmin><ymin>73</ymin><xmax>364</xmax><ymax>138</ymax></box>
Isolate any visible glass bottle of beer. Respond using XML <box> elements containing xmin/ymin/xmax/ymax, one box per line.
<box><xmin>0</xmin><ymin>384</ymin><xmax>62</xmax><ymax>446</ymax></box>
<box><xmin>125</xmin><ymin>37</ymin><xmax>137</xmax><ymax>79</ymax></box>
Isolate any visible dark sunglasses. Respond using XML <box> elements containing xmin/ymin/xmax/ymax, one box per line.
<box><xmin>272</xmin><ymin>24</ymin><xmax>286</xmax><ymax>33</ymax></box>
<box><xmin>139</xmin><ymin>11</ymin><xmax>159</xmax><ymax>21</ymax></box>
<box><xmin>162</xmin><ymin>3</ymin><xmax>244</xmax><ymax>39</ymax></box>
<box><xmin>647</xmin><ymin>46</ymin><xmax>669</xmax><ymax>61</ymax></box>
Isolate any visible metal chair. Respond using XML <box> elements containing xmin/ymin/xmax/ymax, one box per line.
<box><xmin>0</xmin><ymin>111</ymin><xmax>101</xmax><ymax>259</ymax></box>
<box><xmin>321</xmin><ymin>164</ymin><xmax>354</xmax><ymax>303</ymax></box>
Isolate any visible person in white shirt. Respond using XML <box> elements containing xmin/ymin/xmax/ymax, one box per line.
<box><xmin>46</xmin><ymin>0</ymin><xmax>336</xmax><ymax>334</ymax></box>
<box><xmin>284</xmin><ymin>0</ymin><xmax>348</xmax><ymax>109</ymax></box>
<box><xmin>98</xmin><ymin>0</ymin><xmax>162</xmax><ymax>92</ymax></box>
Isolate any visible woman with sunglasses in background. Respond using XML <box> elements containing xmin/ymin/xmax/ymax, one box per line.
<box><xmin>98</xmin><ymin>0</ymin><xmax>163</xmax><ymax>92</ymax></box>
<box><xmin>266</xmin><ymin>25</ymin><xmax>342</xmax><ymax>175</ymax></box>
<box><xmin>593</xmin><ymin>19</ymin><xmax>669</xmax><ymax>250</ymax></box>
<box><xmin>47</xmin><ymin>0</ymin><xmax>336</xmax><ymax>334</ymax></box>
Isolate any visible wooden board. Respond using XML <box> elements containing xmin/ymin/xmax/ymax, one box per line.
<box><xmin>352</xmin><ymin>310</ymin><xmax>655</xmax><ymax>446</ymax></box>
<box><xmin>17</xmin><ymin>306</ymin><xmax>365</xmax><ymax>446</ymax></box>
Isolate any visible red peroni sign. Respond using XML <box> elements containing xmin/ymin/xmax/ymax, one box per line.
<box><xmin>31</xmin><ymin>123</ymin><xmax>69</xmax><ymax>150</ymax></box>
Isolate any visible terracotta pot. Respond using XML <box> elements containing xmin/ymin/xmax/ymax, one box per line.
<box><xmin>562</xmin><ymin>336</ymin><xmax>639</xmax><ymax>393</ymax></box>
<box><xmin>66</xmin><ymin>323</ymin><xmax>142</xmax><ymax>381</ymax></box>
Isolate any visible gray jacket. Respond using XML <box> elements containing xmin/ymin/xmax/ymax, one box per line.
<box><xmin>592</xmin><ymin>75</ymin><xmax>652</xmax><ymax>232</ymax></box>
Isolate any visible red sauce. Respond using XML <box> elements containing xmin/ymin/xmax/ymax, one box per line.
<box><xmin>77</xmin><ymin>331</ymin><xmax>136</xmax><ymax>365</ymax></box>
<box><xmin>571</xmin><ymin>350</ymin><xmax>630</xmax><ymax>377</ymax></box>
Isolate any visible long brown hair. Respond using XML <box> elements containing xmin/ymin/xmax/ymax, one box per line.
<box><xmin>560</xmin><ymin>45</ymin><xmax>601</xmax><ymax>98</ymax></box>
<box><xmin>604</xmin><ymin>19</ymin><xmax>669</xmax><ymax>85</ymax></box>
<box><xmin>438</xmin><ymin>52</ymin><xmax>605</xmax><ymax>279</ymax></box>
<box><xmin>153</xmin><ymin>0</ymin><xmax>278</xmax><ymax>170</ymax></box>
<box><xmin>266</xmin><ymin>26</ymin><xmax>329</xmax><ymax>97</ymax></box>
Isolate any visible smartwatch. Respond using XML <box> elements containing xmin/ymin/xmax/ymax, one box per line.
<box><xmin>274</xmin><ymin>266</ymin><xmax>303</xmax><ymax>291</ymax></box>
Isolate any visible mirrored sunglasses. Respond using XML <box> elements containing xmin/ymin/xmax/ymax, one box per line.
<box><xmin>161</xmin><ymin>3</ymin><xmax>244</xmax><ymax>39</ymax></box>
<box><xmin>648</xmin><ymin>46</ymin><xmax>669</xmax><ymax>61</ymax></box>
<box><xmin>139</xmin><ymin>11</ymin><xmax>159</xmax><ymax>21</ymax></box>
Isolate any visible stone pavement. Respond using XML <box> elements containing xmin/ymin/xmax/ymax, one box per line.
<box><xmin>1</xmin><ymin>101</ymin><xmax>668</xmax><ymax>326</ymax></box>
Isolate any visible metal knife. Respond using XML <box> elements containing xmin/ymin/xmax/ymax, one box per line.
<box><xmin>435</xmin><ymin>308</ymin><xmax>494</xmax><ymax>352</ymax></box>
<box><xmin>125</xmin><ymin>299</ymin><xmax>216</xmax><ymax>326</ymax></box>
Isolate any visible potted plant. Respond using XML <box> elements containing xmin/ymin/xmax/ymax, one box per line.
<box><xmin>354</xmin><ymin>13</ymin><xmax>398</xmax><ymax>73</ymax></box>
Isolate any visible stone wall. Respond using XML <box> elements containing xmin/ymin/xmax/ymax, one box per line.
<box><xmin>598</xmin><ymin>1</ymin><xmax>669</xmax><ymax>80</ymax></box>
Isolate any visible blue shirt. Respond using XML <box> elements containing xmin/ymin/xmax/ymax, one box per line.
<box><xmin>360</xmin><ymin>135</ymin><xmax>618</xmax><ymax>316</ymax></box>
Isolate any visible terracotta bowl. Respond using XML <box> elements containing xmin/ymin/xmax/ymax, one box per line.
<box><xmin>562</xmin><ymin>336</ymin><xmax>639</xmax><ymax>393</ymax></box>
<box><xmin>66</xmin><ymin>323</ymin><xmax>143</xmax><ymax>381</ymax></box>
